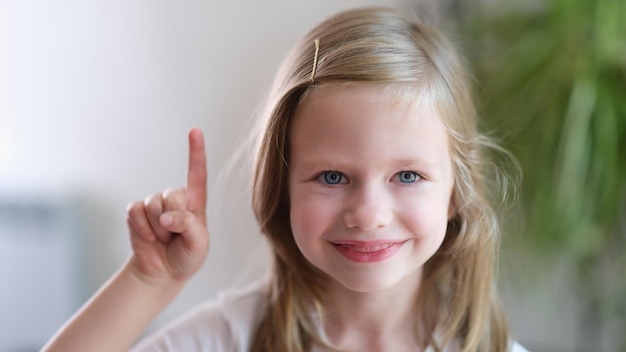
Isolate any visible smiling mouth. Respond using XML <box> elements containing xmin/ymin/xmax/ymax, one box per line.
<box><xmin>329</xmin><ymin>240</ymin><xmax>407</xmax><ymax>262</ymax></box>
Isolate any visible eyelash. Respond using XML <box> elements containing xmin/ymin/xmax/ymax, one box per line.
<box><xmin>317</xmin><ymin>171</ymin><xmax>422</xmax><ymax>185</ymax></box>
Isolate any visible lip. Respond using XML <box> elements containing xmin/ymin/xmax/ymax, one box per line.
<box><xmin>329</xmin><ymin>240</ymin><xmax>407</xmax><ymax>263</ymax></box>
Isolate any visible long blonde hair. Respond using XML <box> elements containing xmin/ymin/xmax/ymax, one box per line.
<box><xmin>251</xmin><ymin>7</ymin><xmax>511</xmax><ymax>352</ymax></box>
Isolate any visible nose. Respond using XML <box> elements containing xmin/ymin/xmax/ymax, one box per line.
<box><xmin>343</xmin><ymin>183</ymin><xmax>392</xmax><ymax>231</ymax></box>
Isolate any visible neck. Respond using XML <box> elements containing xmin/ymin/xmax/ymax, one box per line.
<box><xmin>322</xmin><ymin>273</ymin><xmax>424</xmax><ymax>351</ymax></box>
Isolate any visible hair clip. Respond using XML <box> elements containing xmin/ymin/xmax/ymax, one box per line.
<box><xmin>311</xmin><ymin>38</ymin><xmax>320</xmax><ymax>83</ymax></box>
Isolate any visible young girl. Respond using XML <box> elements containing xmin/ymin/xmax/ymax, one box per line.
<box><xmin>44</xmin><ymin>7</ymin><xmax>528</xmax><ymax>352</ymax></box>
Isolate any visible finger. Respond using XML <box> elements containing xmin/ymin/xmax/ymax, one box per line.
<box><xmin>127</xmin><ymin>219</ymin><xmax>153</xmax><ymax>244</ymax></box>
<box><xmin>126</xmin><ymin>201</ymin><xmax>156</xmax><ymax>242</ymax></box>
<box><xmin>162</xmin><ymin>188</ymin><xmax>187</xmax><ymax>214</ymax></box>
<box><xmin>160</xmin><ymin>210</ymin><xmax>210</xmax><ymax>278</ymax></box>
<box><xmin>159</xmin><ymin>210</ymin><xmax>209</xmax><ymax>251</ymax></box>
<box><xmin>144</xmin><ymin>193</ymin><xmax>171</xmax><ymax>242</ymax></box>
<box><xmin>186</xmin><ymin>128</ymin><xmax>207</xmax><ymax>216</ymax></box>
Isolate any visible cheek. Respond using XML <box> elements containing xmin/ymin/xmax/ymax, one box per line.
<box><xmin>398</xmin><ymin>196</ymin><xmax>450</xmax><ymax>240</ymax></box>
<box><xmin>290</xmin><ymin>196</ymin><xmax>339</xmax><ymax>241</ymax></box>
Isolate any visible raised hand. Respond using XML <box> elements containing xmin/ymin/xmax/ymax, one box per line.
<box><xmin>126</xmin><ymin>128</ymin><xmax>210</xmax><ymax>282</ymax></box>
<box><xmin>42</xmin><ymin>129</ymin><xmax>211</xmax><ymax>352</ymax></box>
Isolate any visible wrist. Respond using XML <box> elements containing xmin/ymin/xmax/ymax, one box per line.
<box><xmin>124</xmin><ymin>257</ymin><xmax>188</xmax><ymax>296</ymax></box>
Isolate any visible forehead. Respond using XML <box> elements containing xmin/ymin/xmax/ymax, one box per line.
<box><xmin>289</xmin><ymin>84</ymin><xmax>452</xmax><ymax>171</ymax></box>
<box><xmin>292</xmin><ymin>83</ymin><xmax>448</xmax><ymax>138</ymax></box>
<box><xmin>297</xmin><ymin>83</ymin><xmax>436</xmax><ymax>115</ymax></box>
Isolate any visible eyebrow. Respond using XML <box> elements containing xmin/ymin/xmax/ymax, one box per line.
<box><xmin>293</xmin><ymin>158</ymin><xmax>444</xmax><ymax>173</ymax></box>
<box><xmin>291</xmin><ymin>159</ymin><xmax>352</xmax><ymax>171</ymax></box>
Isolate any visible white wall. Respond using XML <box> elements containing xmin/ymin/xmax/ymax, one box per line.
<box><xmin>0</xmin><ymin>0</ymin><xmax>400</xmax><ymax>344</ymax></box>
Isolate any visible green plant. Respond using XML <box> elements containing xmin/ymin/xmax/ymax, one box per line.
<box><xmin>456</xmin><ymin>0</ymin><xmax>626</xmax><ymax>349</ymax></box>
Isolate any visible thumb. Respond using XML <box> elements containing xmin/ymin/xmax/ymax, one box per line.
<box><xmin>159</xmin><ymin>210</ymin><xmax>209</xmax><ymax>251</ymax></box>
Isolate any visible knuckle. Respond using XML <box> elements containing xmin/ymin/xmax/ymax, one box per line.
<box><xmin>142</xmin><ymin>193</ymin><xmax>169</xmax><ymax>222</ymax></box>
<box><xmin>143</xmin><ymin>193</ymin><xmax>161</xmax><ymax>205</ymax></box>
<box><xmin>126</xmin><ymin>201</ymin><xmax>144</xmax><ymax>218</ymax></box>
<box><xmin>145</xmin><ymin>198</ymin><xmax>163</xmax><ymax>217</ymax></box>
<box><xmin>163</xmin><ymin>188</ymin><xmax>186</xmax><ymax>210</ymax></box>
<box><xmin>162</xmin><ymin>188</ymin><xmax>179</xmax><ymax>198</ymax></box>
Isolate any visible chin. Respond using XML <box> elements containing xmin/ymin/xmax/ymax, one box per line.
<box><xmin>327</xmin><ymin>269</ymin><xmax>419</xmax><ymax>294</ymax></box>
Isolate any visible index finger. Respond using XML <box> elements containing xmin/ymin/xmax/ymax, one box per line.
<box><xmin>186</xmin><ymin>128</ymin><xmax>207</xmax><ymax>212</ymax></box>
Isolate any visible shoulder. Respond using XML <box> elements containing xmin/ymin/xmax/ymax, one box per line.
<box><xmin>425</xmin><ymin>338</ymin><xmax>530</xmax><ymax>352</ymax></box>
<box><xmin>131</xmin><ymin>280</ymin><xmax>269</xmax><ymax>352</ymax></box>
<box><xmin>510</xmin><ymin>340</ymin><xmax>531</xmax><ymax>352</ymax></box>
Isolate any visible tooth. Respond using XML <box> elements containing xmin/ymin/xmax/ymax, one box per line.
<box><xmin>343</xmin><ymin>243</ymin><xmax>394</xmax><ymax>253</ymax></box>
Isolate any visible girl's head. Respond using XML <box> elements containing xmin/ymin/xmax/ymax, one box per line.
<box><xmin>252</xmin><ymin>7</ymin><xmax>510</xmax><ymax>351</ymax></box>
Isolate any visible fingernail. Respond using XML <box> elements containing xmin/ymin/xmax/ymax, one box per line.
<box><xmin>160</xmin><ymin>213</ymin><xmax>173</xmax><ymax>226</ymax></box>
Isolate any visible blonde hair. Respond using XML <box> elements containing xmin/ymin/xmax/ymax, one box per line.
<box><xmin>251</xmin><ymin>7</ymin><xmax>511</xmax><ymax>352</ymax></box>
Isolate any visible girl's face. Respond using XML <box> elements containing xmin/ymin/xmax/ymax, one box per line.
<box><xmin>288</xmin><ymin>85</ymin><xmax>455</xmax><ymax>293</ymax></box>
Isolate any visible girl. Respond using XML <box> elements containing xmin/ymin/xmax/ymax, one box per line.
<box><xmin>44</xmin><ymin>7</ymin><xmax>528</xmax><ymax>352</ymax></box>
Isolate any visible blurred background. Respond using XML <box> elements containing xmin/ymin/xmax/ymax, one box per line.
<box><xmin>0</xmin><ymin>0</ymin><xmax>624</xmax><ymax>351</ymax></box>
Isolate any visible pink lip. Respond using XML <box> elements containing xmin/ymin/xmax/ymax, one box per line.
<box><xmin>329</xmin><ymin>240</ymin><xmax>406</xmax><ymax>263</ymax></box>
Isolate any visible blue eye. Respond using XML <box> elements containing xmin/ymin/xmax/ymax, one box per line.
<box><xmin>398</xmin><ymin>171</ymin><xmax>419</xmax><ymax>184</ymax></box>
<box><xmin>322</xmin><ymin>171</ymin><xmax>345</xmax><ymax>185</ymax></box>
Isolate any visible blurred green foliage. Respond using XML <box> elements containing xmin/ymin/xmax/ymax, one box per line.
<box><xmin>463</xmin><ymin>0</ymin><xmax>625</xmax><ymax>256</ymax></box>
<box><xmin>456</xmin><ymin>0</ymin><xmax>626</xmax><ymax>348</ymax></box>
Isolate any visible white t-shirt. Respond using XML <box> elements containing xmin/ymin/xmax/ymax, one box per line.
<box><xmin>132</xmin><ymin>281</ymin><xmax>529</xmax><ymax>352</ymax></box>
